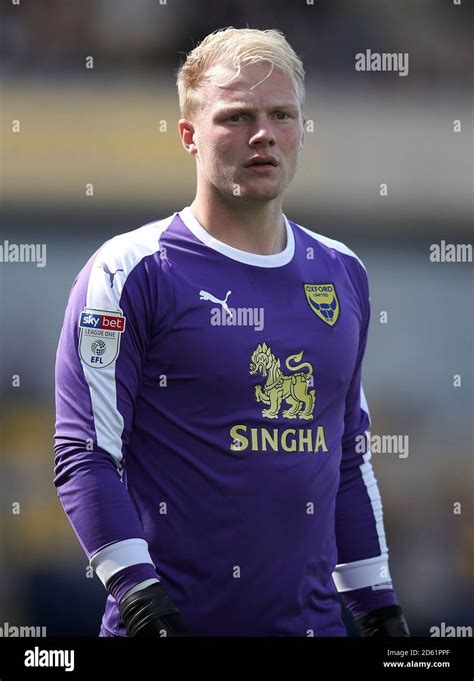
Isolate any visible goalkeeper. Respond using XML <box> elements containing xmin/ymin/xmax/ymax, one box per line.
<box><xmin>54</xmin><ymin>27</ymin><xmax>409</xmax><ymax>638</ymax></box>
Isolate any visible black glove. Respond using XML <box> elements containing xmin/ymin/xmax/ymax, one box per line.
<box><xmin>119</xmin><ymin>582</ymin><xmax>192</xmax><ymax>637</ymax></box>
<box><xmin>355</xmin><ymin>605</ymin><xmax>411</xmax><ymax>637</ymax></box>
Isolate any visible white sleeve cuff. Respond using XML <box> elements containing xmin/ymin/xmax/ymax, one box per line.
<box><xmin>332</xmin><ymin>554</ymin><xmax>391</xmax><ymax>592</ymax></box>
<box><xmin>90</xmin><ymin>538</ymin><xmax>156</xmax><ymax>587</ymax></box>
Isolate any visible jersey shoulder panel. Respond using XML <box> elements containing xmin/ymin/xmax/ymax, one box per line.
<box><xmin>84</xmin><ymin>212</ymin><xmax>177</xmax><ymax>311</ymax></box>
<box><xmin>292</xmin><ymin>221</ymin><xmax>367</xmax><ymax>272</ymax></box>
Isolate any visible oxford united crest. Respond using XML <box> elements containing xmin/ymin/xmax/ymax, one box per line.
<box><xmin>304</xmin><ymin>283</ymin><xmax>340</xmax><ymax>327</ymax></box>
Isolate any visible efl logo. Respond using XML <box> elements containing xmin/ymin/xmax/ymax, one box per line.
<box><xmin>78</xmin><ymin>308</ymin><xmax>126</xmax><ymax>369</ymax></box>
<box><xmin>79</xmin><ymin>311</ymin><xmax>126</xmax><ymax>332</ymax></box>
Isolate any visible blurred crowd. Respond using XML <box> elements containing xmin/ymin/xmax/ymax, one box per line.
<box><xmin>1</xmin><ymin>0</ymin><xmax>472</xmax><ymax>89</ymax></box>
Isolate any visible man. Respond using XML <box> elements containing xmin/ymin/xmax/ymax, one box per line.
<box><xmin>54</xmin><ymin>27</ymin><xmax>410</xmax><ymax>637</ymax></box>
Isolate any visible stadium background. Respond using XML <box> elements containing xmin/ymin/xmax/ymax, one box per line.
<box><xmin>0</xmin><ymin>0</ymin><xmax>472</xmax><ymax>636</ymax></box>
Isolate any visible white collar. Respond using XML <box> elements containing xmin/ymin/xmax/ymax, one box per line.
<box><xmin>179</xmin><ymin>206</ymin><xmax>295</xmax><ymax>268</ymax></box>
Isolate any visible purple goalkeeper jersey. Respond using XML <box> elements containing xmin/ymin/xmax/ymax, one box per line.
<box><xmin>54</xmin><ymin>207</ymin><xmax>395</xmax><ymax>637</ymax></box>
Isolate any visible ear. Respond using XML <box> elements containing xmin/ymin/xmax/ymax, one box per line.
<box><xmin>178</xmin><ymin>118</ymin><xmax>198</xmax><ymax>157</ymax></box>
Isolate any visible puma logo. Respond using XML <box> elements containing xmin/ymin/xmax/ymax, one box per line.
<box><xmin>101</xmin><ymin>263</ymin><xmax>123</xmax><ymax>288</ymax></box>
<box><xmin>199</xmin><ymin>289</ymin><xmax>233</xmax><ymax>318</ymax></box>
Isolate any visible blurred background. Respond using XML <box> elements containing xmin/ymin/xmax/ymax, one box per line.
<box><xmin>0</xmin><ymin>0</ymin><xmax>472</xmax><ymax>636</ymax></box>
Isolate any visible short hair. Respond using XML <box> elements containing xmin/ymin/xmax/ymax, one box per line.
<box><xmin>176</xmin><ymin>27</ymin><xmax>306</xmax><ymax>121</ymax></box>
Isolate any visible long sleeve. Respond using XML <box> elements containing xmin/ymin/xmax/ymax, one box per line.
<box><xmin>53</xmin><ymin>226</ymin><xmax>167</xmax><ymax>599</ymax></box>
<box><xmin>332</xmin><ymin>263</ymin><xmax>398</xmax><ymax>617</ymax></box>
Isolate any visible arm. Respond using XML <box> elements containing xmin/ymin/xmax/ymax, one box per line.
<box><xmin>54</xmin><ymin>233</ymin><xmax>189</xmax><ymax>636</ymax></box>
<box><xmin>333</xmin><ymin>262</ymin><xmax>410</xmax><ymax>637</ymax></box>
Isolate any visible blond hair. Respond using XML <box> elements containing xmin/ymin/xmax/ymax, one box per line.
<box><xmin>176</xmin><ymin>27</ymin><xmax>305</xmax><ymax>120</ymax></box>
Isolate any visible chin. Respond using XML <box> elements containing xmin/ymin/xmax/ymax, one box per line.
<box><xmin>242</xmin><ymin>186</ymin><xmax>283</xmax><ymax>201</ymax></box>
<box><xmin>238</xmin><ymin>178</ymin><xmax>282</xmax><ymax>196</ymax></box>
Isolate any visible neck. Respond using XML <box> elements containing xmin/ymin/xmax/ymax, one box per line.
<box><xmin>189</xmin><ymin>192</ymin><xmax>286</xmax><ymax>256</ymax></box>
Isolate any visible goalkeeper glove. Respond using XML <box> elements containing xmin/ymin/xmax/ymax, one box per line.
<box><xmin>355</xmin><ymin>605</ymin><xmax>411</xmax><ymax>637</ymax></box>
<box><xmin>119</xmin><ymin>582</ymin><xmax>192</xmax><ymax>637</ymax></box>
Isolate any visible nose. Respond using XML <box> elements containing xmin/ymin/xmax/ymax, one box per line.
<box><xmin>248</xmin><ymin>117</ymin><xmax>276</xmax><ymax>146</ymax></box>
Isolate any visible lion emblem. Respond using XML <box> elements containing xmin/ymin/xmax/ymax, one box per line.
<box><xmin>249</xmin><ymin>342</ymin><xmax>316</xmax><ymax>420</ymax></box>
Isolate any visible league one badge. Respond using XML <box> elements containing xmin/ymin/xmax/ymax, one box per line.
<box><xmin>78</xmin><ymin>308</ymin><xmax>126</xmax><ymax>368</ymax></box>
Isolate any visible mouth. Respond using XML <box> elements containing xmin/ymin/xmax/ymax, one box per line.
<box><xmin>245</xmin><ymin>164</ymin><xmax>276</xmax><ymax>174</ymax></box>
<box><xmin>244</xmin><ymin>156</ymin><xmax>279</xmax><ymax>170</ymax></box>
<box><xmin>244</xmin><ymin>163</ymin><xmax>278</xmax><ymax>174</ymax></box>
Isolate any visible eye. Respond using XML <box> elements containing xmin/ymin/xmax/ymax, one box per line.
<box><xmin>228</xmin><ymin>114</ymin><xmax>245</xmax><ymax>122</ymax></box>
<box><xmin>274</xmin><ymin>112</ymin><xmax>290</xmax><ymax>120</ymax></box>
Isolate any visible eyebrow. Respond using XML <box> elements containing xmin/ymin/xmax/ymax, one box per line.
<box><xmin>216</xmin><ymin>103</ymin><xmax>299</xmax><ymax>115</ymax></box>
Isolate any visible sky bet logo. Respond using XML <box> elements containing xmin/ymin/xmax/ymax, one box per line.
<box><xmin>79</xmin><ymin>308</ymin><xmax>126</xmax><ymax>369</ymax></box>
<box><xmin>79</xmin><ymin>311</ymin><xmax>126</xmax><ymax>332</ymax></box>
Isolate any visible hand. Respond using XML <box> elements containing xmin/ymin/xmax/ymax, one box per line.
<box><xmin>355</xmin><ymin>605</ymin><xmax>411</xmax><ymax>637</ymax></box>
<box><xmin>119</xmin><ymin>582</ymin><xmax>193</xmax><ymax>637</ymax></box>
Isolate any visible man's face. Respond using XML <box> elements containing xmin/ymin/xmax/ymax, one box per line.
<box><xmin>182</xmin><ymin>62</ymin><xmax>305</xmax><ymax>203</ymax></box>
